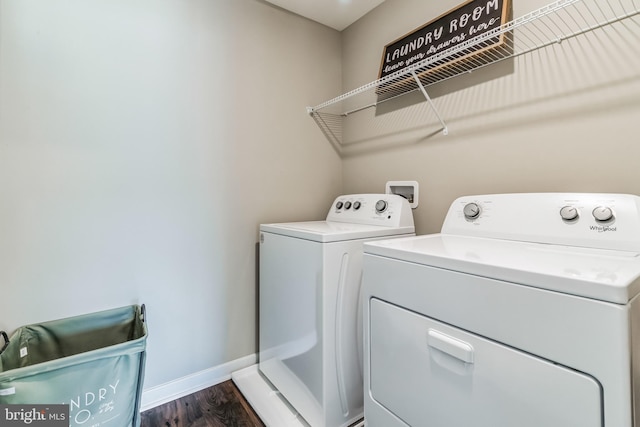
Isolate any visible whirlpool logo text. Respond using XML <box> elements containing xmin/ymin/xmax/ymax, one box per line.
<box><xmin>590</xmin><ymin>225</ymin><xmax>617</xmax><ymax>233</ymax></box>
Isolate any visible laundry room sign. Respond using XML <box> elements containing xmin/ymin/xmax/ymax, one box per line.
<box><xmin>378</xmin><ymin>0</ymin><xmax>511</xmax><ymax>80</ymax></box>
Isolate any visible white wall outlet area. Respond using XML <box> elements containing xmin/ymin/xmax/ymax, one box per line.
<box><xmin>386</xmin><ymin>181</ymin><xmax>419</xmax><ymax>209</ymax></box>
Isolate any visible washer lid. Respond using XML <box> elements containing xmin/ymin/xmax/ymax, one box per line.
<box><xmin>261</xmin><ymin>221</ymin><xmax>414</xmax><ymax>243</ymax></box>
<box><xmin>364</xmin><ymin>234</ymin><xmax>640</xmax><ymax>304</ymax></box>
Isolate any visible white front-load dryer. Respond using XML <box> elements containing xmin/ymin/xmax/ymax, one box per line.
<box><xmin>363</xmin><ymin>193</ymin><xmax>640</xmax><ymax>427</ymax></box>
<box><xmin>233</xmin><ymin>194</ymin><xmax>414</xmax><ymax>427</ymax></box>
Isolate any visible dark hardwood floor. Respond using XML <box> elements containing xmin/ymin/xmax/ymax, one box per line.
<box><xmin>140</xmin><ymin>380</ymin><xmax>265</xmax><ymax>427</ymax></box>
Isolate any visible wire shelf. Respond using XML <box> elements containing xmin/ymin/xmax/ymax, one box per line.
<box><xmin>308</xmin><ymin>0</ymin><xmax>640</xmax><ymax>146</ymax></box>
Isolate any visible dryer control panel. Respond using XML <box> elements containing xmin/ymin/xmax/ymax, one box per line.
<box><xmin>328</xmin><ymin>194</ymin><xmax>414</xmax><ymax>228</ymax></box>
<box><xmin>442</xmin><ymin>193</ymin><xmax>640</xmax><ymax>252</ymax></box>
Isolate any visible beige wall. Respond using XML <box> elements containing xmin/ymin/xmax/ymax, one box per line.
<box><xmin>0</xmin><ymin>0</ymin><xmax>341</xmax><ymax>390</ymax></box>
<box><xmin>339</xmin><ymin>0</ymin><xmax>640</xmax><ymax>235</ymax></box>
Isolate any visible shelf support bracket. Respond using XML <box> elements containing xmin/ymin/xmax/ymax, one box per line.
<box><xmin>411</xmin><ymin>70</ymin><xmax>448</xmax><ymax>136</ymax></box>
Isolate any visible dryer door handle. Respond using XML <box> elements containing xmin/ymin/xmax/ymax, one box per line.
<box><xmin>427</xmin><ymin>329</ymin><xmax>474</xmax><ymax>364</ymax></box>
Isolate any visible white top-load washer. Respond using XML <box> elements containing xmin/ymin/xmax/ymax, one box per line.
<box><xmin>232</xmin><ymin>194</ymin><xmax>414</xmax><ymax>427</ymax></box>
<box><xmin>363</xmin><ymin>193</ymin><xmax>640</xmax><ymax>427</ymax></box>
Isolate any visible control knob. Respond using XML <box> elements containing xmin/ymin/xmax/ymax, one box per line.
<box><xmin>593</xmin><ymin>206</ymin><xmax>614</xmax><ymax>222</ymax></box>
<box><xmin>559</xmin><ymin>206</ymin><xmax>579</xmax><ymax>221</ymax></box>
<box><xmin>353</xmin><ymin>201</ymin><xmax>361</xmax><ymax>210</ymax></box>
<box><xmin>463</xmin><ymin>202</ymin><xmax>481</xmax><ymax>220</ymax></box>
<box><xmin>375</xmin><ymin>200</ymin><xmax>388</xmax><ymax>213</ymax></box>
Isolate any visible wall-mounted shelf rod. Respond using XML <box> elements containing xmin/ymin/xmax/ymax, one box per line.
<box><xmin>411</xmin><ymin>70</ymin><xmax>448</xmax><ymax>136</ymax></box>
<box><xmin>307</xmin><ymin>0</ymin><xmax>640</xmax><ymax>148</ymax></box>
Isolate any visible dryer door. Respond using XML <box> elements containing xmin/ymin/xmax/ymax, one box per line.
<box><xmin>368</xmin><ymin>298</ymin><xmax>603</xmax><ymax>427</ymax></box>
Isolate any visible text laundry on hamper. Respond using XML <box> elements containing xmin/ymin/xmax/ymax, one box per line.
<box><xmin>0</xmin><ymin>304</ymin><xmax>147</xmax><ymax>427</ymax></box>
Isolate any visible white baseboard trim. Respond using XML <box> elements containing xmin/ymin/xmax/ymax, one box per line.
<box><xmin>140</xmin><ymin>353</ymin><xmax>257</xmax><ymax>412</ymax></box>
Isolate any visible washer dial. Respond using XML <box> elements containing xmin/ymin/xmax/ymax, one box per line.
<box><xmin>560</xmin><ymin>206</ymin><xmax>579</xmax><ymax>221</ymax></box>
<box><xmin>463</xmin><ymin>203</ymin><xmax>481</xmax><ymax>220</ymax></box>
<box><xmin>375</xmin><ymin>200</ymin><xmax>388</xmax><ymax>213</ymax></box>
<box><xmin>593</xmin><ymin>206</ymin><xmax>614</xmax><ymax>222</ymax></box>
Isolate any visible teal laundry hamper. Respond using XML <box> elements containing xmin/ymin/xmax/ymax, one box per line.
<box><xmin>0</xmin><ymin>304</ymin><xmax>147</xmax><ymax>427</ymax></box>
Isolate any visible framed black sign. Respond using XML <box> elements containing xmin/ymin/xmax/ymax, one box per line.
<box><xmin>379</xmin><ymin>0</ymin><xmax>511</xmax><ymax>80</ymax></box>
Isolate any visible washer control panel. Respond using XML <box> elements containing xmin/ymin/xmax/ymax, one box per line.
<box><xmin>442</xmin><ymin>193</ymin><xmax>640</xmax><ymax>252</ymax></box>
<box><xmin>327</xmin><ymin>194</ymin><xmax>414</xmax><ymax>228</ymax></box>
